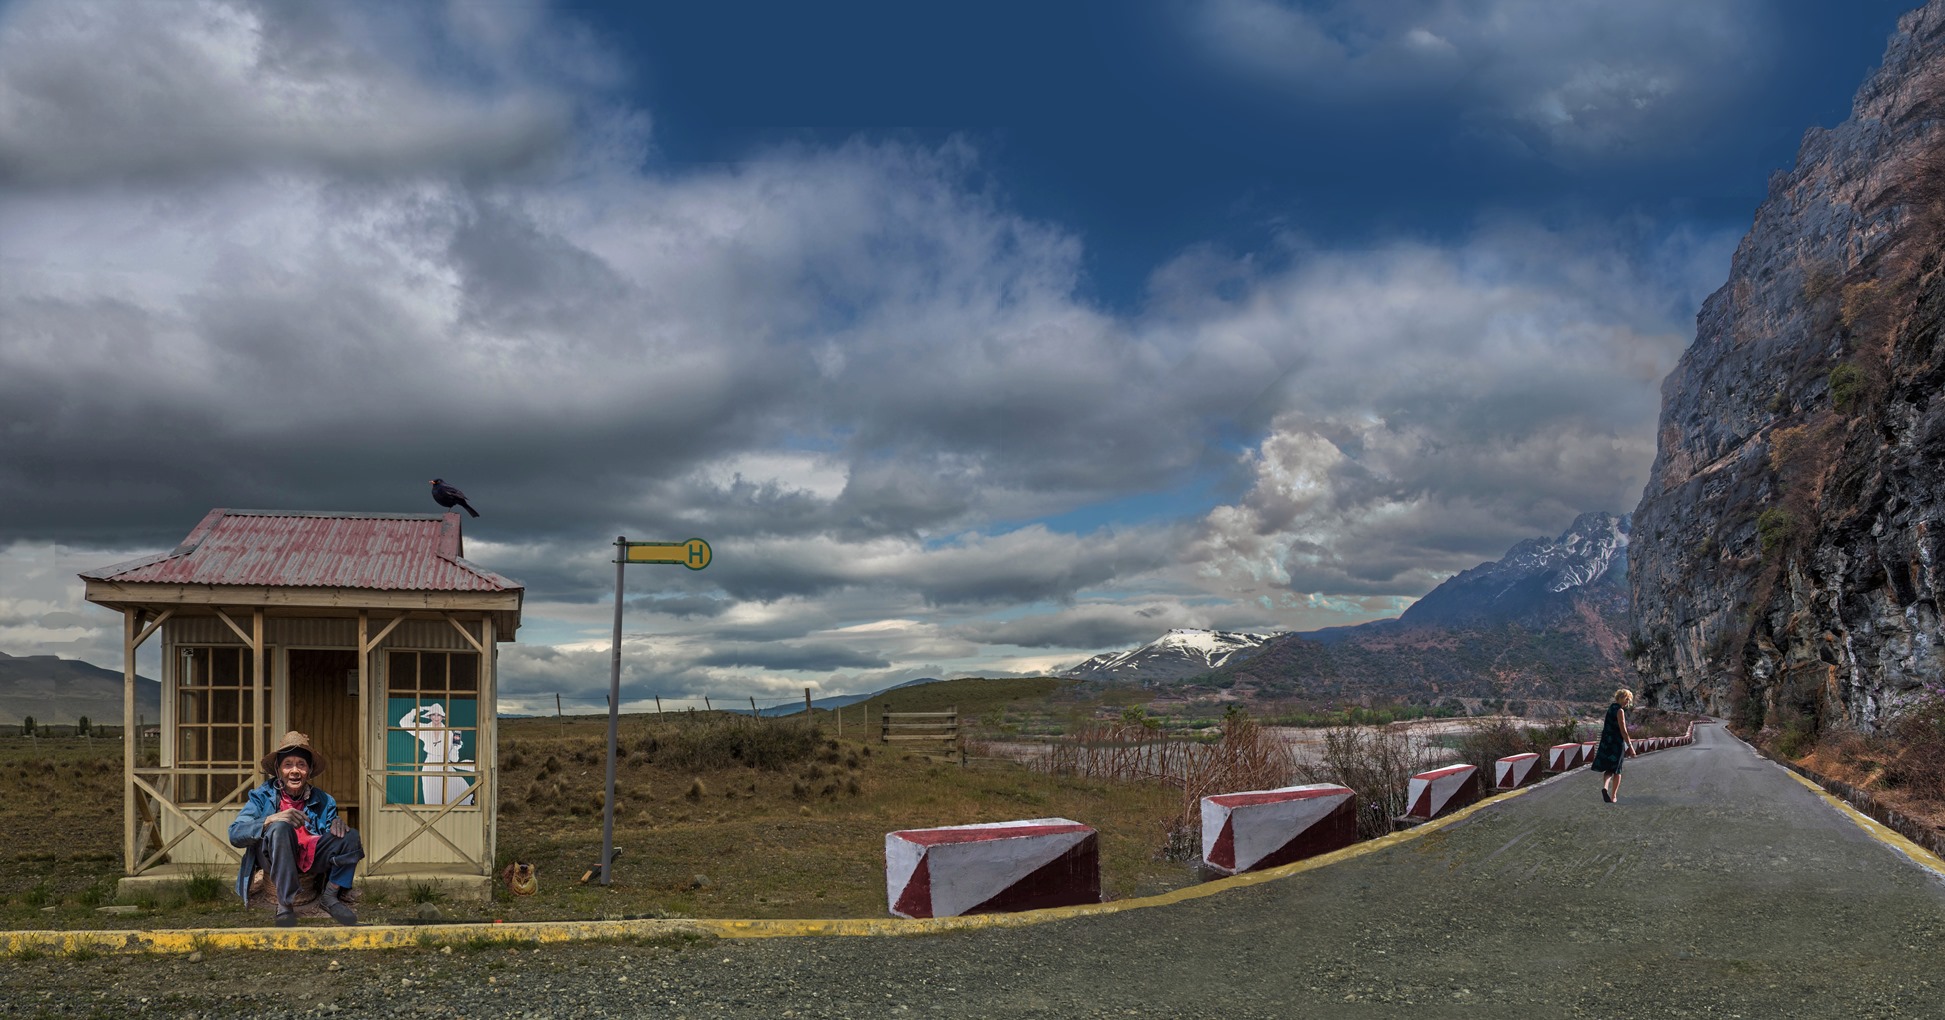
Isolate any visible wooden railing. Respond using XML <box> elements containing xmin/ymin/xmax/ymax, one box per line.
<box><xmin>881</xmin><ymin>706</ymin><xmax>958</xmax><ymax>749</ymax></box>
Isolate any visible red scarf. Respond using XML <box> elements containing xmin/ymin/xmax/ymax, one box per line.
<box><xmin>278</xmin><ymin>791</ymin><xmax>319</xmax><ymax>873</ymax></box>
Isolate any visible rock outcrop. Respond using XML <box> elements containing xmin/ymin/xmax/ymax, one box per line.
<box><xmin>1631</xmin><ymin>1</ymin><xmax>1945</xmax><ymax>730</ymax></box>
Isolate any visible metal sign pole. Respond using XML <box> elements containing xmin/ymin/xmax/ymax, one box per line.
<box><xmin>601</xmin><ymin>536</ymin><xmax>625</xmax><ymax>885</ymax></box>
<box><xmin>601</xmin><ymin>536</ymin><xmax>711</xmax><ymax>888</ymax></box>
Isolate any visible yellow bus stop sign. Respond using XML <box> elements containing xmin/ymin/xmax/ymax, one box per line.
<box><xmin>621</xmin><ymin>538</ymin><xmax>712</xmax><ymax>569</ymax></box>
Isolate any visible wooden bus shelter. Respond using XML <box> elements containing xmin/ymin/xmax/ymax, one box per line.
<box><xmin>81</xmin><ymin>509</ymin><xmax>523</xmax><ymax>901</ymax></box>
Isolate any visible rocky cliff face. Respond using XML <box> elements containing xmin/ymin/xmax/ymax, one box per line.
<box><xmin>1631</xmin><ymin>1</ymin><xmax>1945</xmax><ymax>730</ymax></box>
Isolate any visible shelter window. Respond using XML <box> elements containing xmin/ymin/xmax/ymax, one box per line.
<box><xmin>175</xmin><ymin>646</ymin><xmax>261</xmax><ymax>803</ymax></box>
<box><xmin>383</xmin><ymin>650</ymin><xmax>480</xmax><ymax>807</ymax></box>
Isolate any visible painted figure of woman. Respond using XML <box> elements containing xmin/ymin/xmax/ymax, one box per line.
<box><xmin>398</xmin><ymin>702</ymin><xmax>475</xmax><ymax>805</ymax></box>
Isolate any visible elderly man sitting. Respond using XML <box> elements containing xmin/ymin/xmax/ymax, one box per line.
<box><xmin>228</xmin><ymin>731</ymin><xmax>364</xmax><ymax>926</ymax></box>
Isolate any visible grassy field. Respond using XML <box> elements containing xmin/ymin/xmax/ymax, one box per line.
<box><xmin>0</xmin><ymin>677</ymin><xmax>1638</xmax><ymax>932</ymax></box>
<box><xmin>0</xmin><ymin>678</ymin><xmax>1195</xmax><ymax>931</ymax></box>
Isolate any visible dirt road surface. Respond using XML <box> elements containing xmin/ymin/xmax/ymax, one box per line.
<box><xmin>5</xmin><ymin>723</ymin><xmax>1943</xmax><ymax>1018</ymax></box>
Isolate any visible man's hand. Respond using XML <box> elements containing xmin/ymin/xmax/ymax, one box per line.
<box><xmin>329</xmin><ymin>816</ymin><xmax>346</xmax><ymax>838</ymax></box>
<box><xmin>263</xmin><ymin>808</ymin><xmax>305</xmax><ymax>829</ymax></box>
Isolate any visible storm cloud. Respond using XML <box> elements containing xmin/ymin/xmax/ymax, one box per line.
<box><xmin>0</xmin><ymin>0</ymin><xmax>1768</xmax><ymax>705</ymax></box>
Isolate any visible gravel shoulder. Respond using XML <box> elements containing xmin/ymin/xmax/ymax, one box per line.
<box><xmin>7</xmin><ymin>723</ymin><xmax>1945</xmax><ymax>1019</ymax></box>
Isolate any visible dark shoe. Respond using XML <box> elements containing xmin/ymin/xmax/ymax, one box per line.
<box><xmin>1601</xmin><ymin>788</ymin><xmax>1612</xmax><ymax>803</ymax></box>
<box><xmin>320</xmin><ymin>884</ymin><xmax>358</xmax><ymax>926</ymax></box>
<box><xmin>272</xmin><ymin>907</ymin><xmax>297</xmax><ymax>927</ymax></box>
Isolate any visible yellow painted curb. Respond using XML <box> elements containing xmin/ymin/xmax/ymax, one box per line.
<box><xmin>0</xmin><ymin>786</ymin><xmax>1530</xmax><ymax>956</ymax></box>
<box><xmin>1778</xmin><ymin>768</ymin><xmax>1945</xmax><ymax>878</ymax></box>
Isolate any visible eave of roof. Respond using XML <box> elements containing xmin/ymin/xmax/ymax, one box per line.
<box><xmin>79</xmin><ymin>509</ymin><xmax>525</xmax><ymax>594</ymax></box>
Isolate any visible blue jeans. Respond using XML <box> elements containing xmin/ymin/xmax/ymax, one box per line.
<box><xmin>257</xmin><ymin>820</ymin><xmax>363</xmax><ymax>905</ymax></box>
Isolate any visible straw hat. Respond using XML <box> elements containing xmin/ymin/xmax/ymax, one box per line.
<box><xmin>260</xmin><ymin>730</ymin><xmax>326</xmax><ymax>778</ymax></box>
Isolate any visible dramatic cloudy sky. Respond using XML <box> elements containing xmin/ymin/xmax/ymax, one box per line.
<box><xmin>0</xmin><ymin>0</ymin><xmax>1917</xmax><ymax>713</ymax></box>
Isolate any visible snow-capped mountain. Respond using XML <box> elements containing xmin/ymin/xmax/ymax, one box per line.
<box><xmin>1396</xmin><ymin>511</ymin><xmax>1630</xmax><ymax>627</ymax></box>
<box><xmin>1062</xmin><ymin>628</ymin><xmax>1276</xmax><ymax>682</ymax></box>
<box><xmin>1203</xmin><ymin>511</ymin><xmax>1636</xmax><ymax>704</ymax></box>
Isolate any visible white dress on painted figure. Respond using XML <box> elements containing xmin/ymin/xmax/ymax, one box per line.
<box><xmin>398</xmin><ymin>703</ymin><xmax>475</xmax><ymax>805</ymax></box>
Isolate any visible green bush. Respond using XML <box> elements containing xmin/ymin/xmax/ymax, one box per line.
<box><xmin>653</xmin><ymin>718</ymin><xmax>823</xmax><ymax>773</ymax></box>
<box><xmin>1453</xmin><ymin>716</ymin><xmax>1538</xmax><ymax>784</ymax></box>
<box><xmin>1829</xmin><ymin>363</ymin><xmax>1865</xmax><ymax>412</ymax></box>
<box><xmin>185</xmin><ymin>870</ymin><xmax>224</xmax><ymax>904</ymax></box>
<box><xmin>1756</xmin><ymin>507</ymin><xmax>1797</xmax><ymax>556</ymax></box>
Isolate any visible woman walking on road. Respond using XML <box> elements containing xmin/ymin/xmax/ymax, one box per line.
<box><xmin>1592</xmin><ymin>688</ymin><xmax>1636</xmax><ymax>803</ymax></box>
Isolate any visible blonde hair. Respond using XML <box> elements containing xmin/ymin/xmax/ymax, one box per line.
<box><xmin>1613</xmin><ymin>688</ymin><xmax>1634</xmax><ymax>705</ymax></box>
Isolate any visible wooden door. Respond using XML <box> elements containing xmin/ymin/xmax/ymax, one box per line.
<box><xmin>286</xmin><ymin>648</ymin><xmax>360</xmax><ymax>815</ymax></box>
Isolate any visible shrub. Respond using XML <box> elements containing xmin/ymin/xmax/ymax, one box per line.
<box><xmin>1756</xmin><ymin>508</ymin><xmax>1797</xmax><ymax>556</ymax></box>
<box><xmin>1452</xmin><ymin>716</ymin><xmax>1537</xmax><ymax>785</ymax></box>
<box><xmin>1829</xmin><ymin>363</ymin><xmax>1866</xmax><ymax>412</ymax></box>
<box><xmin>1297</xmin><ymin>725</ymin><xmax>1439</xmax><ymax>839</ymax></box>
<box><xmin>654</xmin><ymin>718</ymin><xmax>822</xmax><ymax>773</ymax></box>
<box><xmin>1883</xmin><ymin>683</ymin><xmax>1945</xmax><ymax>803</ymax></box>
<box><xmin>185</xmin><ymin>870</ymin><xmax>224</xmax><ymax>904</ymax></box>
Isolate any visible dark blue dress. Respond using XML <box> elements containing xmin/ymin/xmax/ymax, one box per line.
<box><xmin>1591</xmin><ymin>702</ymin><xmax>1627</xmax><ymax>774</ymax></box>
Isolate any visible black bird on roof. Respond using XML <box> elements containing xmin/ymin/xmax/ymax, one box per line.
<box><xmin>429</xmin><ymin>478</ymin><xmax>480</xmax><ymax>517</ymax></box>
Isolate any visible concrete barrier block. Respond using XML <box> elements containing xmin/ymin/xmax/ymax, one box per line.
<box><xmin>1201</xmin><ymin>784</ymin><xmax>1357</xmax><ymax>876</ymax></box>
<box><xmin>886</xmin><ymin>818</ymin><xmax>1099</xmax><ymax>919</ymax></box>
<box><xmin>1495</xmin><ymin>752</ymin><xmax>1543</xmax><ymax>789</ymax></box>
<box><xmin>1547</xmin><ymin>743</ymin><xmax>1581</xmax><ymax>771</ymax></box>
<box><xmin>1405</xmin><ymin>764</ymin><xmax>1479</xmax><ymax>820</ymax></box>
<box><xmin>1580</xmin><ymin>740</ymin><xmax>1597</xmax><ymax>764</ymax></box>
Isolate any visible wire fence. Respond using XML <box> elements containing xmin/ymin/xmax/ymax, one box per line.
<box><xmin>511</xmin><ymin>690</ymin><xmax>892</xmax><ymax>742</ymax></box>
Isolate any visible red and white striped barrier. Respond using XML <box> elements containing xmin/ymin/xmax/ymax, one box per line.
<box><xmin>1405</xmin><ymin>764</ymin><xmax>1479</xmax><ymax>820</ymax></box>
<box><xmin>1579</xmin><ymin>740</ymin><xmax>1597</xmax><ymax>764</ymax></box>
<box><xmin>1201</xmin><ymin>784</ymin><xmax>1357</xmax><ymax>876</ymax></box>
<box><xmin>1495</xmin><ymin>752</ymin><xmax>1543</xmax><ymax>789</ymax></box>
<box><xmin>1547</xmin><ymin>743</ymin><xmax>1582</xmax><ymax>771</ymax></box>
<box><xmin>885</xmin><ymin>818</ymin><xmax>1099</xmax><ymax>919</ymax></box>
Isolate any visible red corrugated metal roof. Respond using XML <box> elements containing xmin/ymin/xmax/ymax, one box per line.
<box><xmin>81</xmin><ymin>510</ymin><xmax>523</xmax><ymax>592</ymax></box>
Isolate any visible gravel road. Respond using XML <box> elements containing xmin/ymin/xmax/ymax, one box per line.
<box><xmin>6</xmin><ymin>723</ymin><xmax>1944</xmax><ymax>1019</ymax></box>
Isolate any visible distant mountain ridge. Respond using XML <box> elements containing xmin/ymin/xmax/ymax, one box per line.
<box><xmin>0</xmin><ymin>650</ymin><xmax>160</xmax><ymax>726</ymax></box>
<box><xmin>1062</xmin><ymin>628</ymin><xmax>1276</xmax><ymax>682</ymax></box>
<box><xmin>1068</xmin><ymin>512</ymin><xmax>1632</xmax><ymax>704</ymax></box>
<box><xmin>1392</xmin><ymin>511</ymin><xmax>1630</xmax><ymax>628</ymax></box>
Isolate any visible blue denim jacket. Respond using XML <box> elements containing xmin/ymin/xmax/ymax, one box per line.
<box><xmin>228</xmin><ymin>780</ymin><xmax>339</xmax><ymax>901</ymax></box>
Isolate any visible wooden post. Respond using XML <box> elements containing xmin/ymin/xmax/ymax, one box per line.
<box><xmin>482</xmin><ymin>613</ymin><xmax>497</xmax><ymax>872</ymax></box>
<box><xmin>804</xmin><ymin>687</ymin><xmax>812</xmax><ymax>723</ymax></box>
<box><xmin>251</xmin><ymin>608</ymin><xmax>265</xmax><ymax>793</ymax></box>
<box><xmin>705</xmin><ymin>695</ymin><xmax>713</xmax><ymax>713</ymax></box>
<box><xmin>655</xmin><ymin>696</ymin><xmax>662</xmax><ymax>717</ymax></box>
<box><xmin>122</xmin><ymin>609</ymin><xmax>137</xmax><ymax>875</ymax></box>
<box><xmin>750</xmin><ymin>695</ymin><xmax>759</xmax><ymax>717</ymax></box>
<box><xmin>556</xmin><ymin>693</ymin><xmax>564</xmax><ymax>738</ymax></box>
<box><xmin>357</xmin><ymin>610</ymin><xmax>368</xmax><ymax>851</ymax></box>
